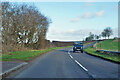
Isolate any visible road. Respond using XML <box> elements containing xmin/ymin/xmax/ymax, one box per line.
<box><xmin>12</xmin><ymin>47</ymin><xmax>118</xmax><ymax>78</ymax></box>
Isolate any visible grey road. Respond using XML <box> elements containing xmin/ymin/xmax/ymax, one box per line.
<box><xmin>13</xmin><ymin>47</ymin><xmax>118</xmax><ymax>78</ymax></box>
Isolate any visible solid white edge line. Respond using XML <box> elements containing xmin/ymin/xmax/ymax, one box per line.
<box><xmin>69</xmin><ymin>55</ymin><xmax>73</xmax><ymax>59</ymax></box>
<box><xmin>0</xmin><ymin>62</ymin><xmax>28</xmax><ymax>76</ymax></box>
<box><xmin>75</xmin><ymin>60</ymin><xmax>88</xmax><ymax>72</ymax></box>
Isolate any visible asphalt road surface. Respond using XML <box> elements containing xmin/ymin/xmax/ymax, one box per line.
<box><xmin>13</xmin><ymin>47</ymin><xmax>118</xmax><ymax>78</ymax></box>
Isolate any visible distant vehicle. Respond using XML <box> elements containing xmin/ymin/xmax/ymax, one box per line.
<box><xmin>73</xmin><ymin>41</ymin><xmax>83</xmax><ymax>53</ymax></box>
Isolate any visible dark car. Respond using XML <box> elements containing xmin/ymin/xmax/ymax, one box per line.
<box><xmin>73</xmin><ymin>41</ymin><xmax>83</xmax><ymax>53</ymax></box>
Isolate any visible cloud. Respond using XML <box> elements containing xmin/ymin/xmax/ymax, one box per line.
<box><xmin>95</xmin><ymin>10</ymin><xmax>104</xmax><ymax>16</ymax></box>
<box><xmin>70</xmin><ymin>17</ymin><xmax>81</xmax><ymax>22</ymax></box>
<box><xmin>81</xmin><ymin>12</ymin><xmax>92</xmax><ymax>18</ymax></box>
<box><xmin>70</xmin><ymin>12</ymin><xmax>92</xmax><ymax>22</ymax></box>
<box><xmin>47</xmin><ymin>28</ymin><xmax>103</xmax><ymax>41</ymax></box>
<box><xmin>47</xmin><ymin>27</ymin><xmax>118</xmax><ymax>41</ymax></box>
<box><xmin>70</xmin><ymin>10</ymin><xmax>104</xmax><ymax>22</ymax></box>
<box><xmin>69</xmin><ymin>29</ymin><xmax>75</xmax><ymax>32</ymax></box>
<box><xmin>114</xmin><ymin>5</ymin><xmax>118</xmax><ymax>10</ymax></box>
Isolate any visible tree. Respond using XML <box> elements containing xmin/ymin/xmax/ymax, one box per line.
<box><xmin>101</xmin><ymin>31</ymin><xmax>107</xmax><ymax>39</ymax></box>
<box><xmin>96</xmin><ymin>35</ymin><xmax>99</xmax><ymax>40</ymax></box>
<box><xmin>85</xmin><ymin>32</ymin><xmax>95</xmax><ymax>41</ymax></box>
<box><xmin>104</xmin><ymin>27</ymin><xmax>113</xmax><ymax>39</ymax></box>
<box><xmin>95</xmin><ymin>35</ymin><xmax>99</xmax><ymax>40</ymax></box>
<box><xmin>85</xmin><ymin>37</ymin><xmax>90</xmax><ymax>41</ymax></box>
<box><xmin>99</xmin><ymin>34</ymin><xmax>101</xmax><ymax>39</ymax></box>
<box><xmin>2</xmin><ymin>2</ymin><xmax>51</xmax><ymax>52</ymax></box>
<box><xmin>89</xmin><ymin>32</ymin><xmax>94</xmax><ymax>40</ymax></box>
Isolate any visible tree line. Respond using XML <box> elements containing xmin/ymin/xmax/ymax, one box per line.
<box><xmin>85</xmin><ymin>27</ymin><xmax>113</xmax><ymax>41</ymax></box>
<box><xmin>2</xmin><ymin>2</ymin><xmax>52</xmax><ymax>53</ymax></box>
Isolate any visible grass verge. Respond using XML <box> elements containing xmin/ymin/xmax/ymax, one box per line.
<box><xmin>84</xmin><ymin>46</ymin><xmax>120</xmax><ymax>63</ymax></box>
<box><xmin>96</xmin><ymin>39</ymin><xmax>119</xmax><ymax>51</ymax></box>
<box><xmin>0</xmin><ymin>46</ymin><xmax>72</xmax><ymax>61</ymax></box>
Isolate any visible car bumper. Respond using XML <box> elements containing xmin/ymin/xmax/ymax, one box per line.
<box><xmin>73</xmin><ymin>48</ymin><xmax>83</xmax><ymax>51</ymax></box>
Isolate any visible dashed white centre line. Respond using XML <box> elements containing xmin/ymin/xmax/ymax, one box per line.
<box><xmin>69</xmin><ymin>55</ymin><xmax>73</xmax><ymax>59</ymax></box>
<box><xmin>68</xmin><ymin>49</ymin><xmax>88</xmax><ymax>72</ymax></box>
<box><xmin>74</xmin><ymin>60</ymin><xmax>88</xmax><ymax>72</ymax></box>
<box><xmin>68</xmin><ymin>52</ymin><xmax>70</xmax><ymax>55</ymax></box>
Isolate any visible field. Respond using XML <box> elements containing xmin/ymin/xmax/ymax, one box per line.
<box><xmin>96</xmin><ymin>39</ymin><xmax>119</xmax><ymax>51</ymax></box>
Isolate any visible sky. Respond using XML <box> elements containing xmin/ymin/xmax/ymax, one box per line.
<box><xmin>2</xmin><ymin>0</ymin><xmax>119</xmax><ymax>2</ymax></box>
<box><xmin>33</xmin><ymin>2</ymin><xmax>118</xmax><ymax>41</ymax></box>
<box><xmin>6</xmin><ymin>0</ymin><xmax>118</xmax><ymax>41</ymax></box>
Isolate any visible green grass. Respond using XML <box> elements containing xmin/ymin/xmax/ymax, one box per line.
<box><xmin>0</xmin><ymin>46</ymin><xmax>72</xmax><ymax>61</ymax></box>
<box><xmin>96</xmin><ymin>39</ymin><xmax>119</xmax><ymax>51</ymax></box>
<box><xmin>84</xmin><ymin>46</ymin><xmax>120</xmax><ymax>63</ymax></box>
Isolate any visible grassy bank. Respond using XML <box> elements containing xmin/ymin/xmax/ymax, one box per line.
<box><xmin>96</xmin><ymin>39</ymin><xmax>119</xmax><ymax>51</ymax></box>
<box><xmin>84</xmin><ymin>46</ymin><xmax>120</xmax><ymax>63</ymax></box>
<box><xmin>0</xmin><ymin>46</ymin><xmax>72</xmax><ymax>61</ymax></box>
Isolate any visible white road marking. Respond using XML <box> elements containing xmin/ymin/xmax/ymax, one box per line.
<box><xmin>68</xmin><ymin>52</ymin><xmax>70</xmax><ymax>54</ymax></box>
<box><xmin>68</xmin><ymin>49</ymin><xmax>88</xmax><ymax>72</ymax></box>
<box><xmin>0</xmin><ymin>62</ymin><xmax>28</xmax><ymax>76</ymax></box>
<box><xmin>69</xmin><ymin>55</ymin><xmax>73</xmax><ymax>59</ymax></box>
<box><xmin>75</xmin><ymin>60</ymin><xmax>88</xmax><ymax>72</ymax></box>
<box><xmin>68</xmin><ymin>49</ymin><xmax>72</xmax><ymax>55</ymax></box>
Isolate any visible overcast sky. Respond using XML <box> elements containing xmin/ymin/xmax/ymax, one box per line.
<box><xmin>33</xmin><ymin>2</ymin><xmax>118</xmax><ymax>41</ymax></box>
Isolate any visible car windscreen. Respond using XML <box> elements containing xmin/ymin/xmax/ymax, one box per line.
<box><xmin>74</xmin><ymin>42</ymin><xmax>83</xmax><ymax>46</ymax></box>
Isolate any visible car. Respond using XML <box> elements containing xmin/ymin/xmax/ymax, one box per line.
<box><xmin>73</xmin><ymin>41</ymin><xmax>83</xmax><ymax>53</ymax></box>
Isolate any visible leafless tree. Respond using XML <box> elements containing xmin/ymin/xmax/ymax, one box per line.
<box><xmin>2</xmin><ymin>2</ymin><xmax>51</xmax><ymax>53</ymax></box>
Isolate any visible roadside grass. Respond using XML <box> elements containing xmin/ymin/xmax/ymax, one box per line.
<box><xmin>0</xmin><ymin>46</ymin><xmax>72</xmax><ymax>61</ymax></box>
<box><xmin>0</xmin><ymin>41</ymin><xmax>102</xmax><ymax>61</ymax></box>
<box><xmin>96</xmin><ymin>39</ymin><xmax>119</xmax><ymax>51</ymax></box>
<box><xmin>84</xmin><ymin>46</ymin><xmax>120</xmax><ymax>63</ymax></box>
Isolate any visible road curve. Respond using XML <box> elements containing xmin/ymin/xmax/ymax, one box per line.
<box><xmin>12</xmin><ymin>47</ymin><xmax>118</xmax><ymax>78</ymax></box>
